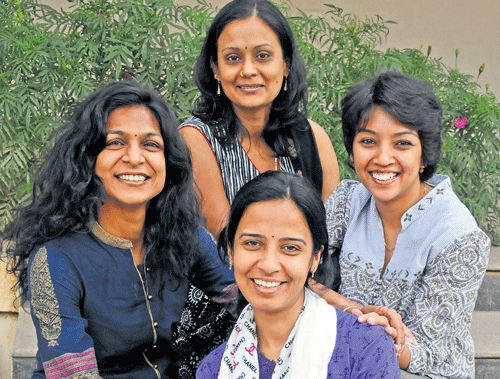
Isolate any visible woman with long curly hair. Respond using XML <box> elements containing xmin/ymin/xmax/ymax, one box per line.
<box><xmin>2</xmin><ymin>80</ymin><xmax>235</xmax><ymax>379</ymax></box>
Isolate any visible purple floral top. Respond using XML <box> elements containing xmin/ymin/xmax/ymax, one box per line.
<box><xmin>196</xmin><ymin>308</ymin><xmax>401</xmax><ymax>379</ymax></box>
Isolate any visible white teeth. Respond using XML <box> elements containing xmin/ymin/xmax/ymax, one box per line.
<box><xmin>254</xmin><ymin>279</ymin><xmax>281</xmax><ymax>288</ymax></box>
<box><xmin>119</xmin><ymin>174</ymin><xmax>146</xmax><ymax>182</ymax></box>
<box><xmin>372</xmin><ymin>172</ymin><xmax>397</xmax><ymax>181</ymax></box>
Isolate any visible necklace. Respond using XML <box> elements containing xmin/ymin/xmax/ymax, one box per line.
<box><xmin>384</xmin><ymin>243</ymin><xmax>394</xmax><ymax>252</ymax></box>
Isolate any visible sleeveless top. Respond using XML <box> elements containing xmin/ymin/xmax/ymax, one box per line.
<box><xmin>180</xmin><ymin>116</ymin><xmax>323</xmax><ymax>204</ymax></box>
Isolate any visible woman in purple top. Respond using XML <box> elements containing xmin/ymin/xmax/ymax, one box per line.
<box><xmin>197</xmin><ymin>171</ymin><xmax>400</xmax><ymax>379</ymax></box>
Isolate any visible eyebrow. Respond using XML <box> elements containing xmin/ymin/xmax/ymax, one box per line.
<box><xmin>106</xmin><ymin>130</ymin><xmax>161</xmax><ymax>137</ymax></box>
<box><xmin>359</xmin><ymin>129</ymin><xmax>418</xmax><ymax>137</ymax></box>
<box><xmin>221</xmin><ymin>43</ymin><xmax>274</xmax><ymax>53</ymax></box>
<box><xmin>238</xmin><ymin>233</ymin><xmax>307</xmax><ymax>244</ymax></box>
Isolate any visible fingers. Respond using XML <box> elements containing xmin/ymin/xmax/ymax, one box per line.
<box><xmin>381</xmin><ymin>307</ymin><xmax>406</xmax><ymax>347</ymax></box>
<box><xmin>357</xmin><ymin>312</ymin><xmax>389</xmax><ymax>327</ymax></box>
<box><xmin>359</xmin><ymin>305</ymin><xmax>406</xmax><ymax>346</ymax></box>
<box><xmin>350</xmin><ymin>308</ymin><xmax>363</xmax><ymax>317</ymax></box>
<box><xmin>385</xmin><ymin>325</ymin><xmax>398</xmax><ymax>340</ymax></box>
<box><xmin>404</xmin><ymin>326</ymin><xmax>417</xmax><ymax>346</ymax></box>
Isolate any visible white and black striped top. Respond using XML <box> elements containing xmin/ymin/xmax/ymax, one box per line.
<box><xmin>180</xmin><ymin>116</ymin><xmax>295</xmax><ymax>204</ymax></box>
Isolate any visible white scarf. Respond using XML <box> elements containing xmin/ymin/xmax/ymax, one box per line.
<box><xmin>218</xmin><ymin>288</ymin><xmax>337</xmax><ymax>379</ymax></box>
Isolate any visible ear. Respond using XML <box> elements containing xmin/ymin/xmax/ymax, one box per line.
<box><xmin>283</xmin><ymin>60</ymin><xmax>289</xmax><ymax>77</ymax></box>
<box><xmin>311</xmin><ymin>245</ymin><xmax>323</xmax><ymax>272</ymax></box>
<box><xmin>211</xmin><ymin>58</ymin><xmax>220</xmax><ymax>79</ymax></box>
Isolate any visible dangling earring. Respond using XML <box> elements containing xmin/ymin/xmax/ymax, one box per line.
<box><xmin>217</xmin><ymin>81</ymin><xmax>221</xmax><ymax>96</ymax></box>
<box><xmin>229</xmin><ymin>259</ymin><xmax>233</xmax><ymax>270</ymax></box>
<box><xmin>311</xmin><ymin>269</ymin><xmax>316</xmax><ymax>278</ymax></box>
<box><xmin>283</xmin><ymin>76</ymin><xmax>288</xmax><ymax>91</ymax></box>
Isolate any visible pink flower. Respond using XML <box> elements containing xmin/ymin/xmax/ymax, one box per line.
<box><xmin>455</xmin><ymin>117</ymin><xmax>467</xmax><ymax>129</ymax></box>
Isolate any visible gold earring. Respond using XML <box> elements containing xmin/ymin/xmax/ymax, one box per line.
<box><xmin>217</xmin><ymin>81</ymin><xmax>221</xmax><ymax>96</ymax></box>
<box><xmin>283</xmin><ymin>76</ymin><xmax>288</xmax><ymax>91</ymax></box>
<box><xmin>419</xmin><ymin>166</ymin><xmax>424</xmax><ymax>173</ymax></box>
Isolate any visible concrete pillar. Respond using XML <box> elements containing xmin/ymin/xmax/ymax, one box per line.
<box><xmin>11</xmin><ymin>304</ymin><xmax>38</xmax><ymax>379</ymax></box>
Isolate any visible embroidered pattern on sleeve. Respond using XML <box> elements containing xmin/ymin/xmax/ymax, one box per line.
<box><xmin>31</xmin><ymin>246</ymin><xmax>62</xmax><ymax>347</ymax></box>
<box><xmin>405</xmin><ymin>230</ymin><xmax>490</xmax><ymax>378</ymax></box>
<box><xmin>43</xmin><ymin>348</ymin><xmax>100</xmax><ymax>379</ymax></box>
<box><xmin>325</xmin><ymin>180</ymin><xmax>357</xmax><ymax>250</ymax></box>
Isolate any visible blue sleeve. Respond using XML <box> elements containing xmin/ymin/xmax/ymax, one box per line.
<box><xmin>196</xmin><ymin>342</ymin><xmax>226</xmax><ymax>379</ymax></box>
<box><xmin>28</xmin><ymin>245</ymin><xmax>102</xmax><ymax>378</ymax></box>
<box><xmin>190</xmin><ymin>227</ymin><xmax>236</xmax><ymax>300</ymax></box>
<box><xmin>330</xmin><ymin>309</ymin><xmax>401</xmax><ymax>379</ymax></box>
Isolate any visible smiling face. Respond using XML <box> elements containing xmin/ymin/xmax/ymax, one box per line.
<box><xmin>352</xmin><ymin>107</ymin><xmax>424</xmax><ymax>209</ymax></box>
<box><xmin>229</xmin><ymin>199</ymin><xmax>321</xmax><ymax>319</ymax></box>
<box><xmin>212</xmin><ymin>16</ymin><xmax>288</xmax><ymax>118</ymax></box>
<box><xmin>95</xmin><ymin>105</ymin><xmax>166</xmax><ymax>212</ymax></box>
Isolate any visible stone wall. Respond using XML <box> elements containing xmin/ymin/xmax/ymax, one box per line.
<box><xmin>0</xmin><ymin>259</ymin><xmax>18</xmax><ymax>379</ymax></box>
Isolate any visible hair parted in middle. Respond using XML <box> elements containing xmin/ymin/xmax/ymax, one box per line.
<box><xmin>218</xmin><ymin>170</ymin><xmax>336</xmax><ymax>289</ymax></box>
<box><xmin>192</xmin><ymin>0</ymin><xmax>308</xmax><ymax>153</ymax></box>
<box><xmin>341</xmin><ymin>70</ymin><xmax>443</xmax><ymax>181</ymax></box>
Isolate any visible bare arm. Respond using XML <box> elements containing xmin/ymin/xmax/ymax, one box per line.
<box><xmin>308</xmin><ymin>120</ymin><xmax>340</xmax><ymax>200</ymax></box>
<box><xmin>179</xmin><ymin>126</ymin><xmax>230</xmax><ymax>237</ymax></box>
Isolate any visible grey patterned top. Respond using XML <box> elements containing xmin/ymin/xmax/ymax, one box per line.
<box><xmin>179</xmin><ymin>116</ymin><xmax>295</xmax><ymax>204</ymax></box>
<box><xmin>324</xmin><ymin>174</ymin><xmax>490</xmax><ymax>379</ymax></box>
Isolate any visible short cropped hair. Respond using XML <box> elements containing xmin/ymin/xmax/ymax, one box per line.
<box><xmin>341</xmin><ymin>71</ymin><xmax>443</xmax><ymax>181</ymax></box>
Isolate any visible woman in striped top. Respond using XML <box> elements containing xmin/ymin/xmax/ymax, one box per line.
<box><xmin>179</xmin><ymin>0</ymin><xmax>340</xmax><ymax>238</ymax></box>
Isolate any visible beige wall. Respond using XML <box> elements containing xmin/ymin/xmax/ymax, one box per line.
<box><xmin>323</xmin><ymin>0</ymin><xmax>500</xmax><ymax>97</ymax></box>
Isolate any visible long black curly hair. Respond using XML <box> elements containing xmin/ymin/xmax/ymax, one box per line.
<box><xmin>2</xmin><ymin>80</ymin><xmax>200</xmax><ymax>303</ymax></box>
<box><xmin>192</xmin><ymin>0</ymin><xmax>309</xmax><ymax>155</ymax></box>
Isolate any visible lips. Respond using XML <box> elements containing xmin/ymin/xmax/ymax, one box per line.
<box><xmin>370</xmin><ymin>171</ymin><xmax>399</xmax><ymax>181</ymax></box>
<box><xmin>237</xmin><ymin>84</ymin><xmax>263</xmax><ymax>91</ymax></box>
<box><xmin>253</xmin><ymin>279</ymin><xmax>282</xmax><ymax>288</ymax></box>
<box><xmin>117</xmin><ymin>174</ymin><xmax>147</xmax><ymax>182</ymax></box>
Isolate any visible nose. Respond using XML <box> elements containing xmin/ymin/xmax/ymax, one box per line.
<box><xmin>374</xmin><ymin>143</ymin><xmax>395</xmax><ymax>166</ymax></box>
<box><xmin>240</xmin><ymin>58</ymin><xmax>257</xmax><ymax>77</ymax></box>
<box><xmin>256</xmin><ymin>248</ymin><xmax>281</xmax><ymax>274</ymax></box>
<box><xmin>122</xmin><ymin>143</ymin><xmax>145</xmax><ymax>166</ymax></box>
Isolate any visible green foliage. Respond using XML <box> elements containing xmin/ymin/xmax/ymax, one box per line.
<box><xmin>1</xmin><ymin>0</ymin><xmax>499</xmax><ymax>243</ymax></box>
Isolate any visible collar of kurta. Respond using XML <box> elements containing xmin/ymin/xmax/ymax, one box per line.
<box><xmin>87</xmin><ymin>218</ymin><xmax>133</xmax><ymax>249</ymax></box>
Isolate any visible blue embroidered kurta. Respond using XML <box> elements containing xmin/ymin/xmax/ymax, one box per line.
<box><xmin>325</xmin><ymin>174</ymin><xmax>490</xmax><ymax>378</ymax></box>
<box><xmin>28</xmin><ymin>220</ymin><xmax>235</xmax><ymax>379</ymax></box>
